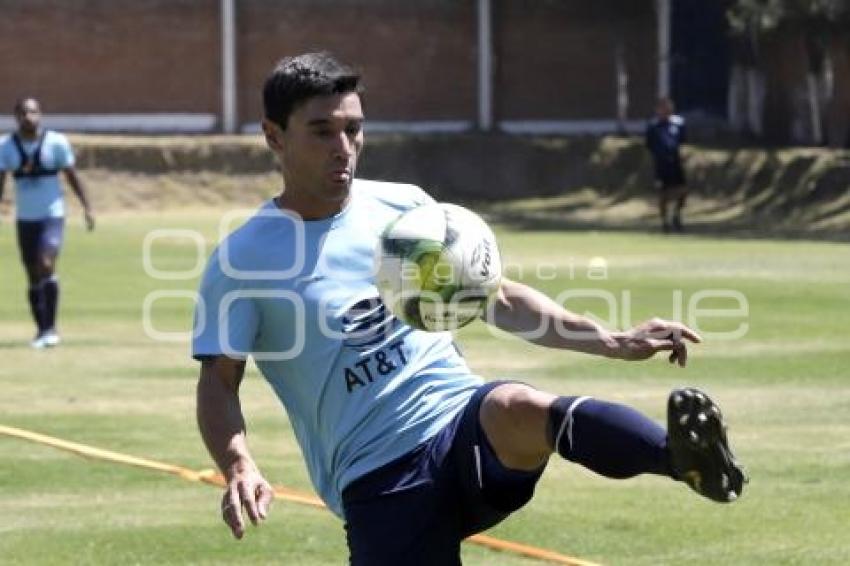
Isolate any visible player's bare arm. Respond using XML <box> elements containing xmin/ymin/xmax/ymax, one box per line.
<box><xmin>197</xmin><ymin>356</ymin><xmax>273</xmax><ymax>539</ymax></box>
<box><xmin>62</xmin><ymin>167</ymin><xmax>95</xmax><ymax>230</ymax></box>
<box><xmin>487</xmin><ymin>277</ymin><xmax>700</xmax><ymax>366</ymax></box>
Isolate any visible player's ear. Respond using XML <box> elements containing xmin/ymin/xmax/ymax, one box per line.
<box><xmin>261</xmin><ymin>119</ymin><xmax>284</xmax><ymax>152</ymax></box>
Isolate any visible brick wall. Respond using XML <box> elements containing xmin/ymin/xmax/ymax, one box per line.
<box><xmin>0</xmin><ymin>0</ymin><xmax>657</xmax><ymax>131</ymax></box>
<box><xmin>237</xmin><ymin>0</ymin><xmax>477</xmax><ymax>125</ymax></box>
<box><xmin>0</xmin><ymin>0</ymin><xmax>220</xmax><ymax>114</ymax></box>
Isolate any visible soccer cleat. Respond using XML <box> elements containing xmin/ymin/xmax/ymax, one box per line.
<box><xmin>42</xmin><ymin>330</ymin><xmax>61</xmax><ymax>347</ymax></box>
<box><xmin>30</xmin><ymin>334</ymin><xmax>47</xmax><ymax>349</ymax></box>
<box><xmin>667</xmin><ymin>387</ymin><xmax>748</xmax><ymax>503</ymax></box>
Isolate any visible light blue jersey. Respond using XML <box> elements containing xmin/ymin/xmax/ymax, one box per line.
<box><xmin>0</xmin><ymin>130</ymin><xmax>74</xmax><ymax>220</ymax></box>
<box><xmin>192</xmin><ymin>179</ymin><xmax>483</xmax><ymax>516</ymax></box>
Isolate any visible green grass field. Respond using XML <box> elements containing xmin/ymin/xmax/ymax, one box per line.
<box><xmin>1</xmin><ymin>210</ymin><xmax>848</xmax><ymax>565</ymax></box>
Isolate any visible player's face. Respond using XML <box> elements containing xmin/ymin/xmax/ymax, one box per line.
<box><xmin>15</xmin><ymin>99</ymin><xmax>41</xmax><ymax>136</ymax></box>
<box><xmin>266</xmin><ymin>92</ymin><xmax>364</xmax><ymax>219</ymax></box>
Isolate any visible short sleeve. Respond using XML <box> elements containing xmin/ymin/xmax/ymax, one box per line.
<box><xmin>51</xmin><ymin>133</ymin><xmax>75</xmax><ymax>169</ymax></box>
<box><xmin>192</xmin><ymin>250</ymin><xmax>260</xmax><ymax>361</ymax></box>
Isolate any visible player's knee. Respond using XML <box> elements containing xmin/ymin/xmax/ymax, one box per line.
<box><xmin>482</xmin><ymin>384</ymin><xmax>538</xmax><ymax>422</ymax></box>
<box><xmin>38</xmin><ymin>256</ymin><xmax>54</xmax><ymax>277</ymax></box>
<box><xmin>480</xmin><ymin>384</ymin><xmax>554</xmax><ymax>466</ymax></box>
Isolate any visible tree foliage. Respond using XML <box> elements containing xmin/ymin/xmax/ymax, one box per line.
<box><xmin>727</xmin><ymin>0</ymin><xmax>849</xmax><ymax>68</ymax></box>
<box><xmin>727</xmin><ymin>0</ymin><xmax>850</xmax><ymax>35</ymax></box>
<box><xmin>726</xmin><ymin>0</ymin><xmax>850</xmax><ymax>145</ymax></box>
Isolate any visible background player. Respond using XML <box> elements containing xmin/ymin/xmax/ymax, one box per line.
<box><xmin>0</xmin><ymin>97</ymin><xmax>95</xmax><ymax>348</ymax></box>
<box><xmin>646</xmin><ymin>97</ymin><xmax>688</xmax><ymax>233</ymax></box>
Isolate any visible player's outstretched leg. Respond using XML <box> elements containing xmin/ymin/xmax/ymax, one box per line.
<box><xmin>547</xmin><ymin>396</ymin><xmax>673</xmax><ymax>479</ymax></box>
<box><xmin>667</xmin><ymin>387</ymin><xmax>748</xmax><ymax>503</ymax></box>
<box><xmin>546</xmin><ymin>389</ymin><xmax>747</xmax><ymax>503</ymax></box>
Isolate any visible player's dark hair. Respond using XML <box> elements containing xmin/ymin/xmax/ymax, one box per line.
<box><xmin>13</xmin><ymin>97</ymin><xmax>39</xmax><ymax>113</ymax></box>
<box><xmin>263</xmin><ymin>52</ymin><xmax>363</xmax><ymax>130</ymax></box>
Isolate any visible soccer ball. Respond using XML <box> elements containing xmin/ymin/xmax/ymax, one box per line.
<box><xmin>374</xmin><ymin>203</ymin><xmax>502</xmax><ymax>331</ymax></box>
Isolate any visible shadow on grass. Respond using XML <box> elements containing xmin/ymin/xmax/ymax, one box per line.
<box><xmin>477</xmin><ymin>195</ymin><xmax>850</xmax><ymax>244</ymax></box>
<box><xmin>0</xmin><ymin>338</ymin><xmax>114</xmax><ymax>350</ymax></box>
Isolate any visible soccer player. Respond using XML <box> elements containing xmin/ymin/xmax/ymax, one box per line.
<box><xmin>646</xmin><ymin>97</ymin><xmax>688</xmax><ymax>233</ymax></box>
<box><xmin>0</xmin><ymin>97</ymin><xmax>95</xmax><ymax>348</ymax></box>
<box><xmin>194</xmin><ymin>53</ymin><xmax>746</xmax><ymax>565</ymax></box>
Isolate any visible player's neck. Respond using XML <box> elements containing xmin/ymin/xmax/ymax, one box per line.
<box><xmin>274</xmin><ymin>190</ymin><xmax>350</xmax><ymax>221</ymax></box>
<box><xmin>17</xmin><ymin>128</ymin><xmax>39</xmax><ymax>141</ymax></box>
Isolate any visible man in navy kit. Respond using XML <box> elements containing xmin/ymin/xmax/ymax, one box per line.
<box><xmin>646</xmin><ymin>97</ymin><xmax>688</xmax><ymax>233</ymax></box>
<box><xmin>194</xmin><ymin>53</ymin><xmax>746</xmax><ymax>565</ymax></box>
<box><xmin>0</xmin><ymin>98</ymin><xmax>95</xmax><ymax>348</ymax></box>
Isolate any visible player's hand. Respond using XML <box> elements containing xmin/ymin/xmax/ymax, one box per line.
<box><xmin>0</xmin><ymin>199</ymin><xmax>10</xmax><ymax>218</ymax></box>
<box><xmin>612</xmin><ymin>318</ymin><xmax>701</xmax><ymax>367</ymax></box>
<box><xmin>221</xmin><ymin>458</ymin><xmax>274</xmax><ymax>539</ymax></box>
<box><xmin>83</xmin><ymin>209</ymin><xmax>95</xmax><ymax>231</ymax></box>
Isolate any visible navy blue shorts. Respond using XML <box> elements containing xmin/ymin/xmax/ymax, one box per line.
<box><xmin>16</xmin><ymin>218</ymin><xmax>65</xmax><ymax>264</ymax></box>
<box><xmin>341</xmin><ymin>380</ymin><xmax>547</xmax><ymax>566</ymax></box>
<box><xmin>656</xmin><ymin>162</ymin><xmax>686</xmax><ymax>189</ymax></box>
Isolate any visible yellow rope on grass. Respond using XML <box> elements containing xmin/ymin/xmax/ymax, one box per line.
<box><xmin>0</xmin><ymin>424</ymin><xmax>600</xmax><ymax>566</ymax></box>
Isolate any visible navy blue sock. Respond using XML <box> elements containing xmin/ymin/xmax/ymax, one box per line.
<box><xmin>42</xmin><ymin>276</ymin><xmax>59</xmax><ymax>331</ymax></box>
<box><xmin>27</xmin><ymin>285</ymin><xmax>47</xmax><ymax>334</ymax></box>
<box><xmin>547</xmin><ymin>396</ymin><xmax>673</xmax><ymax>479</ymax></box>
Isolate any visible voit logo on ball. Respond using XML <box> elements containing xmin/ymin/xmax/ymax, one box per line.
<box><xmin>470</xmin><ymin>239</ymin><xmax>494</xmax><ymax>279</ymax></box>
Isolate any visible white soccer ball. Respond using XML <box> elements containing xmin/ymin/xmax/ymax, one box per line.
<box><xmin>374</xmin><ymin>202</ymin><xmax>502</xmax><ymax>331</ymax></box>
